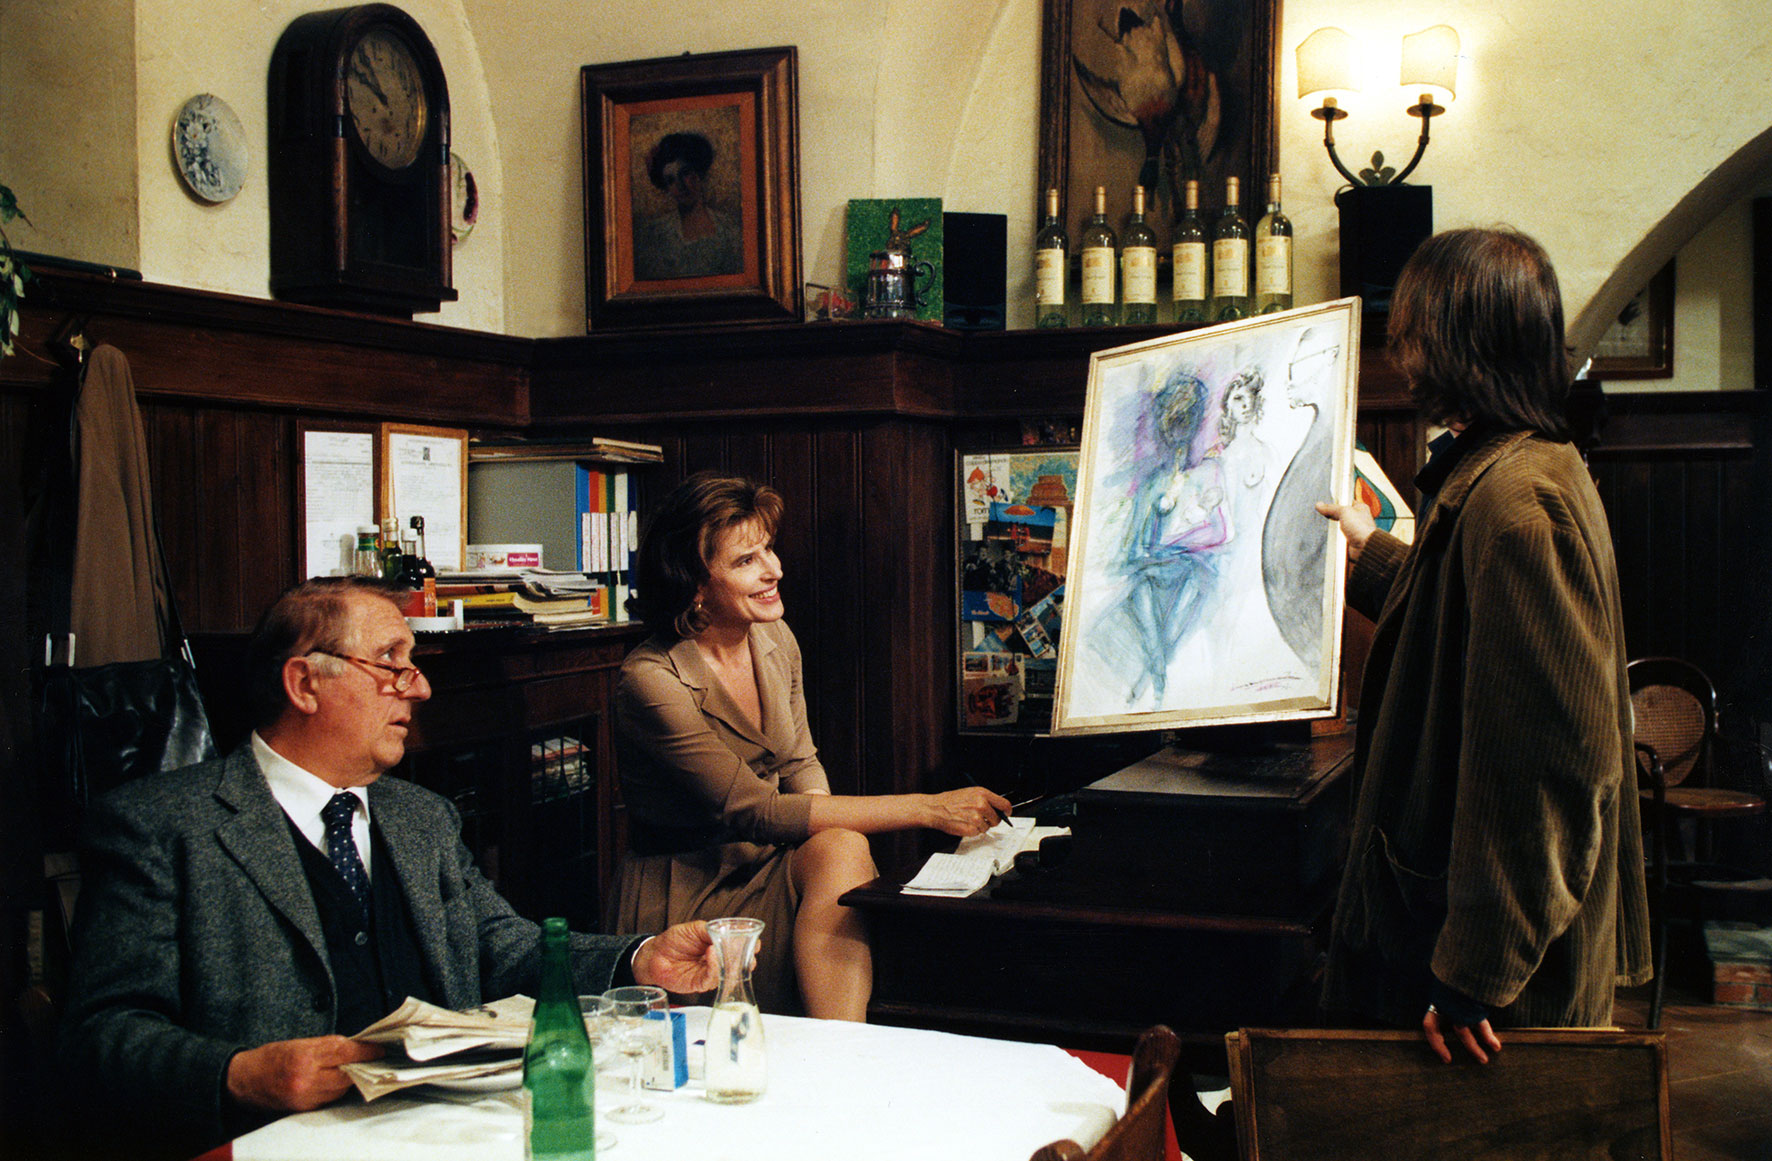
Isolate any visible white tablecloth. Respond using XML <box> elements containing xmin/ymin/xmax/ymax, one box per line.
<box><xmin>233</xmin><ymin>1009</ymin><xmax>1127</xmax><ymax>1161</ymax></box>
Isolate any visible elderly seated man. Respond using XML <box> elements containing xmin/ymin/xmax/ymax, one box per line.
<box><xmin>59</xmin><ymin>578</ymin><xmax>718</xmax><ymax>1158</ymax></box>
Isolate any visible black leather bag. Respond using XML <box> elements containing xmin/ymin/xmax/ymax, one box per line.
<box><xmin>39</xmin><ymin>644</ymin><xmax>217</xmax><ymax>817</ymax></box>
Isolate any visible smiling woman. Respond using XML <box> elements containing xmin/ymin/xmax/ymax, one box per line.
<box><xmin>610</xmin><ymin>472</ymin><xmax>1011</xmax><ymax>1021</ymax></box>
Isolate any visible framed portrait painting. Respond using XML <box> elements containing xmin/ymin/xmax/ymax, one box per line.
<box><xmin>1051</xmin><ymin>299</ymin><xmax>1362</xmax><ymax>735</ymax></box>
<box><xmin>1039</xmin><ymin>0</ymin><xmax>1280</xmax><ymax>256</ymax></box>
<box><xmin>581</xmin><ymin>46</ymin><xmax>802</xmax><ymax>330</ymax></box>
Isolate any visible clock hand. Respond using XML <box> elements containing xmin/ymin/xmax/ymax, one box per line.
<box><xmin>349</xmin><ymin>54</ymin><xmax>390</xmax><ymax>108</ymax></box>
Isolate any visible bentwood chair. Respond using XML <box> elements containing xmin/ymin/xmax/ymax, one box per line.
<box><xmin>1030</xmin><ymin>1024</ymin><xmax>1181</xmax><ymax>1161</ymax></box>
<box><xmin>1629</xmin><ymin>656</ymin><xmax>1769</xmax><ymax>1028</ymax></box>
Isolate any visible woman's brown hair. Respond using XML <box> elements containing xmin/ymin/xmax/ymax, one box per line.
<box><xmin>1387</xmin><ymin>227</ymin><xmax>1572</xmax><ymax>439</ymax></box>
<box><xmin>630</xmin><ymin>471</ymin><xmax>783</xmax><ymax>638</ymax></box>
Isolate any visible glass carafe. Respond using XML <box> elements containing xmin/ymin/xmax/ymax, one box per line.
<box><xmin>703</xmin><ymin>917</ymin><xmax>767</xmax><ymax>1103</ymax></box>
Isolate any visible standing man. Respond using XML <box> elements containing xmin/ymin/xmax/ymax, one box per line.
<box><xmin>1316</xmin><ymin>229</ymin><xmax>1650</xmax><ymax>1062</ymax></box>
<box><xmin>59</xmin><ymin>578</ymin><xmax>717</xmax><ymax>1158</ymax></box>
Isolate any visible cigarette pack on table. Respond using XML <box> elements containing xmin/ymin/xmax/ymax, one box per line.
<box><xmin>643</xmin><ymin>1009</ymin><xmax>688</xmax><ymax>1090</ymax></box>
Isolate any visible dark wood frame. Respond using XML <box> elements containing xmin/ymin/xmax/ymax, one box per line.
<box><xmin>1038</xmin><ymin>0</ymin><xmax>1280</xmax><ymax>254</ymax></box>
<box><xmin>1591</xmin><ymin>259</ymin><xmax>1675</xmax><ymax>380</ymax></box>
<box><xmin>580</xmin><ymin>46</ymin><xmax>801</xmax><ymax>331</ymax></box>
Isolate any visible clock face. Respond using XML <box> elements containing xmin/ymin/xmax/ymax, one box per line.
<box><xmin>346</xmin><ymin>27</ymin><xmax>428</xmax><ymax>170</ymax></box>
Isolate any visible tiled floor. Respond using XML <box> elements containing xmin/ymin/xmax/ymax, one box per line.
<box><xmin>1613</xmin><ymin>982</ymin><xmax>1772</xmax><ymax>1160</ymax></box>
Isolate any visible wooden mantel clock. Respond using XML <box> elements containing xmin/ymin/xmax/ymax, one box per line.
<box><xmin>269</xmin><ymin>3</ymin><xmax>457</xmax><ymax>317</ymax></box>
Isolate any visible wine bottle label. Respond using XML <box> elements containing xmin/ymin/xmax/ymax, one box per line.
<box><xmin>1122</xmin><ymin>246</ymin><xmax>1157</xmax><ymax>303</ymax></box>
<box><xmin>1173</xmin><ymin>242</ymin><xmax>1206</xmax><ymax>301</ymax></box>
<box><xmin>1256</xmin><ymin>237</ymin><xmax>1292</xmax><ymax>295</ymax></box>
<box><xmin>1035</xmin><ymin>249</ymin><xmax>1066</xmax><ymax>304</ymax></box>
<box><xmin>1213</xmin><ymin>239</ymin><xmax>1248</xmax><ymax>297</ymax></box>
<box><xmin>1080</xmin><ymin>246</ymin><xmax>1115</xmax><ymax>304</ymax></box>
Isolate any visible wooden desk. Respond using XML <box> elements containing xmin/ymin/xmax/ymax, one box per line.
<box><xmin>843</xmin><ymin>737</ymin><xmax>1354</xmax><ymax>1064</ymax></box>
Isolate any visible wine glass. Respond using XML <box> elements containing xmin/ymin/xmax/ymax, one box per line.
<box><xmin>603</xmin><ymin>985</ymin><xmax>668</xmax><ymax>1125</ymax></box>
<box><xmin>578</xmin><ymin>993</ymin><xmax>616</xmax><ymax>1063</ymax></box>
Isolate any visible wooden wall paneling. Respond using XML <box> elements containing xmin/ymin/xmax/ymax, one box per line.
<box><xmin>811</xmin><ymin>427</ymin><xmax>864</xmax><ymax>796</ymax></box>
<box><xmin>144</xmin><ymin>404</ymin><xmax>206</xmax><ymax>632</ymax></box>
<box><xmin>860</xmin><ymin>419</ymin><xmax>954</xmax><ymax>875</ymax></box>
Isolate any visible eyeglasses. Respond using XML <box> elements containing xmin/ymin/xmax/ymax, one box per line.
<box><xmin>310</xmin><ymin>650</ymin><xmax>423</xmax><ymax>693</ymax></box>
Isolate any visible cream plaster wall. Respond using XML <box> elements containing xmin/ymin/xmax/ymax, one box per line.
<box><xmin>125</xmin><ymin>0</ymin><xmax>504</xmax><ymax>332</ymax></box>
<box><xmin>0</xmin><ymin>0</ymin><xmax>138</xmax><ymax>270</ymax></box>
<box><xmin>5</xmin><ymin>0</ymin><xmax>1771</xmax><ymax>373</ymax></box>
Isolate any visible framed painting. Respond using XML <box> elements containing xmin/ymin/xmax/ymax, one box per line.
<box><xmin>956</xmin><ymin>446</ymin><xmax>1080</xmax><ymax>734</ymax></box>
<box><xmin>581</xmin><ymin>46</ymin><xmax>801</xmax><ymax>330</ymax></box>
<box><xmin>1039</xmin><ymin>0</ymin><xmax>1280</xmax><ymax>257</ymax></box>
<box><xmin>1051</xmin><ymin>298</ymin><xmax>1362</xmax><ymax>734</ymax></box>
<box><xmin>1590</xmin><ymin>260</ymin><xmax>1674</xmax><ymax>379</ymax></box>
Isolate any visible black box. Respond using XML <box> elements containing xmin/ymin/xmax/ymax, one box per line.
<box><xmin>942</xmin><ymin>211</ymin><xmax>1006</xmax><ymax>331</ymax></box>
<box><xmin>1337</xmin><ymin>184</ymin><xmax>1432</xmax><ymax>328</ymax></box>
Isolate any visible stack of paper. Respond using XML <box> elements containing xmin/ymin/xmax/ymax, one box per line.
<box><xmin>902</xmin><ymin>817</ymin><xmax>1071</xmax><ymax>897</ymax></box>
<box><xmin>341</xmin><ymin>995</ymin><xmax>533</xmax><ymax>1100</ymax></box>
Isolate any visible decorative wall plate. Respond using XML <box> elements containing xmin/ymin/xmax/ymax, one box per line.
<box><xmin>450</xmin><ymin>151</ymin><xmax>478</xmax><ymax>242</ymax></box>
<box><xmin>173</xmin><ymin>94</ymin><xmax>248</xmax><ymax>203</ymax></box>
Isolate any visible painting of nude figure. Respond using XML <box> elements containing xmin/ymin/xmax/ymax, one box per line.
<box><xmin>1050</xmin><ymin>299</ymin><xmax>1360</xmax><ymax>734</ymax></box>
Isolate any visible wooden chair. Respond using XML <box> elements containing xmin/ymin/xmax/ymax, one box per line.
<box><xmin>1224</xmin><ymin>1027</ymin><xmax>1671</xmax><ymax>1160</ymax></box>
<box><xmin>1629</xmin><ymin>656</ymin><xmax>1769</xmax><ymax>1028</ymax></box>
<box><xmin>1030</xmin><ymin>1025</ymin><xmax>1181</xmax><ymax>1161</ymax></box>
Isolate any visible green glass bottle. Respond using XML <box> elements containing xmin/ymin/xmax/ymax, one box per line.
<box><xmin>1120</xmin><ymin>185</ymin><xmax>1158</xmax><ymax>325</ymax></box>
<box><xmin>1078</xmin><ymin>185</ymin><xmax>1118</xmax><ymax>327</ymax></box>
<box><xmin>524</xmin><ymin>918</ymin><xmax>595</xmax><ymax>1160</ymax></box>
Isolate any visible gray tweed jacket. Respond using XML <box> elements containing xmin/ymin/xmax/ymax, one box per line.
<box><xmin>57</xmin><ymin>744</ymin><xmax>640</xmax><ymax>1153</ymax></box>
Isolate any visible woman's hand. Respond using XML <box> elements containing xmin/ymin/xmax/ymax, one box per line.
<box><xmin>1315</xmin><ymin>500</ymin><xmax>1377</xmax><ymax>561</ymax></box>
<box><xmin>923</xmin><ymin>787</ymin><xmax>1014</xmax><ymax>837</ymax></box>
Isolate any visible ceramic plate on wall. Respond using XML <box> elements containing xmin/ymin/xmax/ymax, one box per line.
<box><xmin>450</xmin><ymin>152</ymin><xmax>479</xmax><ymax>242</ymax></box>
<box><xmin>173</xmin><ymin>94</ymin><xmax>248</xmax><ymax>203</ymax></box>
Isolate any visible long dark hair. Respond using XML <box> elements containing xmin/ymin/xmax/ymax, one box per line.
<box><xmin>630</xmin><ymin>471</ymin><xmax>783</xmax><ymax>638</ymax></box>
<box><xmin>1387</xmin><ymin>227</ymin><xmax>1573</xmax><ymax>439</ymax></box>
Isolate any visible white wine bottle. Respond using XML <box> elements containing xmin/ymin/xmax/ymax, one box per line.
<box><xmin>1079</xmin><ymin>185</ymin><xmax>1118</xmax><ymax>327</ymax></box>
<box><xmin>1254</xmin><ymin>173</ymin><xmax>1293</xmax><ymax>314</ymax></box>
<box><xmin>1171</xmin><ymin>179</ymin><xmax>1207</xmax><ymax>325</ymax></box>
<box><xmin>1210</xmin><ymin>176</ymin><xmax>1249</xmax><ymax>321</ymax></box>
<box><xmin>1034</xmin><ymin>187</ymin><xmax>1068</xmax><ymax>328</ymax></box>
<box><xmin>1121</xmin><ymin>185</ymin><xmax>1158</xmax><ymax>325</ymax></box>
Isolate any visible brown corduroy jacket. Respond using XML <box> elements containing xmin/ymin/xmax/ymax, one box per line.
<box><xmin>1322</xmin><ymin>429</ymin><xmax>1653</xmax><ymax>1029</ymax></box>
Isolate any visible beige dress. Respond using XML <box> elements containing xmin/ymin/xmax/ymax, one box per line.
<box><xmin>611</xmin><ymin>620</ymin><xmax>829</xmax><ymax>1013</ymax></box>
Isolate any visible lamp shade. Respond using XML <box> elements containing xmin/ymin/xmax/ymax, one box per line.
<box><xmin>1297</xmin><ymin>27</ymin><xmax>1357</xmax><ymax>99</ymax></box>
<box><xmin>1400</xmin><ymin>24</ymin><xmax>1459</xmax><ymax>102</ymax></box>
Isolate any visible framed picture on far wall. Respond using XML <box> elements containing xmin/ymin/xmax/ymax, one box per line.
<box><xmin>1038</xmin><ymin>0</ymin><xmax>1279</xmax><ymax>258</ymax></box>
<box><xmin>1590</xmin><ymin>259</ymin><xmax>1674</xmax><ymax>379</ymax></box>
<box><xmin>1052</xmin><ymin>299</ymin><xmax>1362</xmax><ymax>735</ymax></box>
<box><xmin>581</xmin><ymin>46</ymin><xmax>802</xmax><ymax>330</ymax></box>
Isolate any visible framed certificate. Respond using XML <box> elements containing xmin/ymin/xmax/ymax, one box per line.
<box><xmin>380</xmin><ymin>423</ymin><xmax>468</xmax><ymax>573</ymax></box>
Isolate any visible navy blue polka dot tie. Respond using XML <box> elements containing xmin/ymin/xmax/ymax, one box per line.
<box><xmin>321</xmin><ymin>793</ymin><xmax>370</xmax><ymax>911</ymax></box>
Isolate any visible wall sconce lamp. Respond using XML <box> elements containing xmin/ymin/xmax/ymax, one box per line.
<box><xmin>1297</xmin><ymin>24</ymin><xmax>1459</xmax><ymax>186</ymax></box>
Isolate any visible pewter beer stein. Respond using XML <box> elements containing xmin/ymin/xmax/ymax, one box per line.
<box><xmin>860</xmin><ymin>249</ymin><xmax>933</xmax><ymax>319</ymax></box>
<box><xmin>703</xmin><ymin>917</ymin><xmax>767</xmax><ymax>1103</ymax></box>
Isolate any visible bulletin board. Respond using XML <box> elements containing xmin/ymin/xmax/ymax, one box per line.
<box><xmin>955</xmin><ymin>446</ymin><xmax>1079</xmax><ymax>735</ymax></box>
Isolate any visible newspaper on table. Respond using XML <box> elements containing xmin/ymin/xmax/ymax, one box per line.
<box><xmin>340</xmin><ymin>995</ymin><xmax>534</xmax><ymax>1100</ymax></box>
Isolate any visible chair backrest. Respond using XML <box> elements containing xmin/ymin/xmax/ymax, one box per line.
<box><xmin>1629</xmin><ymin>656</ymin><xmax>1717</xmax><ymax>790</ymax></box>
<box><xmin>1225</xmin><ymin>1027</ymin><xmax>1671</xmax><ymax>1160</ymax></box>
<box><xmin>1030</xmin><ymin>1025</ymin><xmax>1182</xmax><ymax>1161</ymax></box>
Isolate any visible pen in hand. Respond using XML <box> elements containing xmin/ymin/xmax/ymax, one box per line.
<box><xmin>961</xmin><ymin>771</ymin><xmax>1011</xmax><ymax>826</ymax></box>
